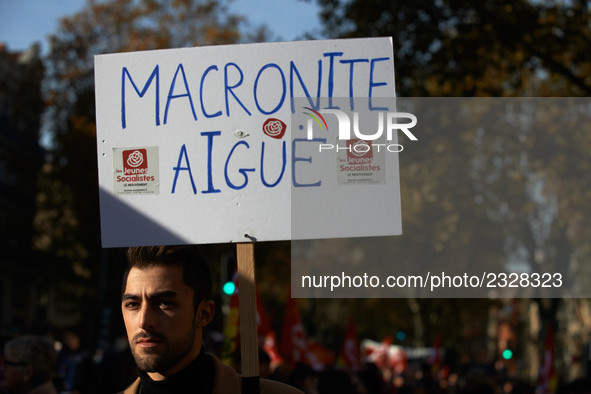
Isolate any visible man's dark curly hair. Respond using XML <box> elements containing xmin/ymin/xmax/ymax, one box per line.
<box><xmin>124</xmin><ymin>245</ymin><xmax>212</xmax><ymax>313</ymax></box>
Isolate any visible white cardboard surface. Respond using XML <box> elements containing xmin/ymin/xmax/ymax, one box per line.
<box><xmin>95</xmin><ymin>38</ymin><xmax>401</xmax><ymax>247</ymax></box>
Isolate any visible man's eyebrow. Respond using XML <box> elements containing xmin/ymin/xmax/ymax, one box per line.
<box><xmin>121</xmin><ymin>291</ymin><xmax>179</xmax><ymax>302</ymax></box>
<box><xmin>149</xmin><ymin>290</ymin><xmax>179</xmax><ymax>299</ymax></box>
<box><xmin>122</xmin><ymin>293</ymin><xmax>139</xmax><ymax>302</ymax></box>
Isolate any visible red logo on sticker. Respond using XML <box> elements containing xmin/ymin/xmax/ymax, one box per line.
<box><xmin>347</xmin><ymin>139</ymin><xmax>373</xmax><ymax>162</ymax></box>
<box><xmin>123</xmin><ymin>149</ymin><xmax>148</xmax><ymax>174</ymax></box>
<box><xmin>262</xmin><ymin>118</ymin><xmax>286</xmax><ymax>139</ymax></box>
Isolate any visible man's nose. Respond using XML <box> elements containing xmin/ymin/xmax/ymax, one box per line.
<box><xmin>138</xmin><ymin>303</ymin><xmax>156</xmax><ymax>330</ymax></box>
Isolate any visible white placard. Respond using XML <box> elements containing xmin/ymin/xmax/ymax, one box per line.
<box><xmin>95</xmin><ymin>38</ymin><xmax>401</xmax><ymax>247</ymax></box>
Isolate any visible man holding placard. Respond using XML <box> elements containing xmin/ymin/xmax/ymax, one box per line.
<box><xmin>95</xmin><ymin>37</ymin><xmax>400</xmax><ymax>393</ymax></box>
<box><xmin>118</xmin><ymin>245</ymin><xmax>302</xmax><ymax>394</ymax></box>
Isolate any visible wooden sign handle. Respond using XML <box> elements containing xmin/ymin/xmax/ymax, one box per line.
<box><xmin>237</xmin><ymin>242</ymin><xmax>259</xmax><ymax>377</ymax></box>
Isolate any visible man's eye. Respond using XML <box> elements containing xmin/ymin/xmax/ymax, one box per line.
<box><xmin>124</xmin><ymin>302</ymin><xmax>139</xmax><ymax>309</ymax></box>
<box><xmin>159</xmin><ymin>301</ymin><xmax>174</xmax><ymax>308</ymax></box>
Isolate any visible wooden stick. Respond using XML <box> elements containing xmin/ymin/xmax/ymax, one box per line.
<box><xmin>237</xmin><ymin>242</ymin><xmax>259</xmax><ymax>377</ymax></box>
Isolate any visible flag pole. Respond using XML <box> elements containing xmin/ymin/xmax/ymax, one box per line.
<box><xmin>237</xmin><ymin>242</ymin><xmax>259</xmax><ymax>378</ymax></box>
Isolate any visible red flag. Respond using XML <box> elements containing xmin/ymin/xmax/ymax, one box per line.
<box><xmin>279</xmin><ymin>293</ymin><xmax>308</xmax><ymax>366</ymax></box>
<box><xmin>255</xmin><ymin>288</ymin><xmax>283</xmax><ymax>367</ymax></box>
<box><xmin>256</xmin><ymin>288</ymin><xmax>271</xmax><ymax>338</ymax></box>
<box><xmin>307</xmin><ymin>339</ymin><xmax>333</xmax><ymax>370</ymax></box>
<box><xmin>262</xmin><ymin>330</ymin><xmax>283</xmax><ymax>369</ymax></box>
<box><xmin>221</xmin><ymin>266</ymin><xmax>282</xmax><ymax>371</ymax></box>
<box><xmin>337</xmin><ymin>318</ymin><xmax>361</xmax><ymax>371</ymax></box>
<box><xmin>536</xmin><ymin>324</ymin><xmax>557</xmax><ymax>394</ymax></box>
<box><xmin>389</xmin><ymin>347</ymin><xmax>408</xmax><ymax>375</ymax></box>
<box><xmin>366</xmin><ymin>336</ymin><xmax>392</xmax><ymax>369</ymax></box>
<box><xmin>428</xmin><ymin>331</ymin><xmax>443</xmax><ymax>374</ymax></box>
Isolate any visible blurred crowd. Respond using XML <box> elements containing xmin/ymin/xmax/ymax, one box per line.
<box><xmin>0</xmin><ymin>330</ymin><xmax>134</xmax><ymax>394</ymax></box>
<box><xmin>276</xmin><ymin>361</ymin><xmax>591</xmax><ymax>394</ymax></box>
<box><xmin>1</xmin><ymin>330</ymin><xmax>590</xmax><ymax>394</ymax></box>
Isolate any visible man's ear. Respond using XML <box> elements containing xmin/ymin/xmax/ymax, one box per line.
<box><xmin>195</xmin><ymin>300</ymin><xmax>215</xmax><ymax>328</ymax></box>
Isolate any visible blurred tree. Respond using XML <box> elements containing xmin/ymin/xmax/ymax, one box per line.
<box><xmin>470</xmin><ymin>98</ymin><xmax>591</xmax><ymax>380</ymax></box>
<box><xmin>0</xmin><ymin>44</ymin><xmax>46</xmax><ymax>333</ymax></box>
<box><xmin>310</xmin><ymin>0</ymin><xmax>591</xmax><ymax>379</ymax></box>
<box><xmin>35</xmin><ymin>0</ymin><xmax>263</xmax><ymax>331</ymax></box>
<box><xmin>315</xmin><ymin>0</ymin><xmax>591</xmax><ymax>97</ymax></box>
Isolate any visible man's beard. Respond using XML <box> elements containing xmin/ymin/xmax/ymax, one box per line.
<box><xmin>130</xmin><ymin>325</ymin><xmax>195</xmax><ymax>373</ymax></box>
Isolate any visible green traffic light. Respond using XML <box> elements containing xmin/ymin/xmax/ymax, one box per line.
<box><xmin>223</xmin><ymin>281</ymin><xmax>235</xmax><ymax>295</ymax></box>
<box><xmin>502</xmin><ymin>349</ymin><xmax>513</xmax><ymax>360</ymax></box>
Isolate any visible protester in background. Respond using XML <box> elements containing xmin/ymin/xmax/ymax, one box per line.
<box><xmin>94</xmin><ymin>334</ymin><xmax>137</xmax><ymax>393</ymax></box>
<box><xmin>355</xmin><ymin>362</ymin><xmax>385</xmax><ymax>394</ymax></box>
<box><xmin>0</xmin><ymin>335</ymin><xmax>58</xmax><ymax>394</ymax></box>
<box><xmin>56</xmin><ymin>328</ymin><xmax>93</xmax><ymax>394</ymax></box>
<box><xmin>286</xmin><ymin>363</ymin><xmax>318</xmax><ymax>394</ymax></box>
<box><xmin>0</xmin><ymin>333</ymin><xmax>16</xmax><ymax>394</ymax></box>
<box><xmin>317</xmin><ymin>368</ymin><xmax>358</xmax><ymax>394</ymax></box>
<box><xmin>118</xmin><ymin>245</ymin><xmax>303</xmax><ymax>394</ymax></box>
<box><xmin>556</xmin><ymin>377</ymin><xmax>591</xmax><ymax>394</ymax></box>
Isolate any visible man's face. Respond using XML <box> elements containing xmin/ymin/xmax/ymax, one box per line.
<box><xmin>122</xmin><ymin>265</ymin><xmax>208</xmax><ymax>379</ymax></box>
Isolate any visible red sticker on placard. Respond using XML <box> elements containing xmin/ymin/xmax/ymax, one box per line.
<box><xmin>123</xmin><ymin>149</ymin><xmax>148</xmax><ymax>174</ymax></box>
<box><xmin>262</xmin><ymin>118</ymin><xmax>286</xmax><ymax>139</ymax></box>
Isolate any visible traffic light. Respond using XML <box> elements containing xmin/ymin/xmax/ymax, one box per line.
<box><xmin>220</xmin><ymin>252</ymin><xmax>237</xmax><ymax>298</ymax></box>
<box><xmin>501</xmin><ymin>340</ymin><xmax>513</xmax><ymax>360</ymax></box>
<box><xmin>223</xmin><ymin>280</ymin><xmax>236</xmax><ymax>296</ymax></box>
<box><xmin>396</xmin><ymin>331</ymin><xmax>406</xmax><ymax>341</ymax></box>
